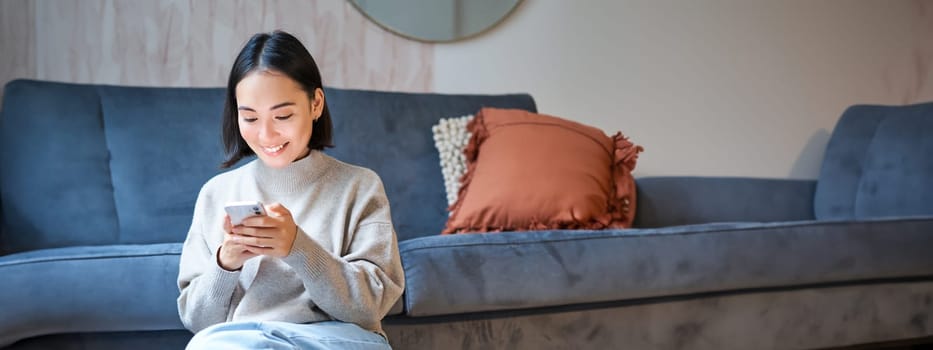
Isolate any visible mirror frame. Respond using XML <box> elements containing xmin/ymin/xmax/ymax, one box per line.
<box><xmin>348</xmin><ymin>0</ymin><xmax>524</xmax><ymax>43</ymax></box>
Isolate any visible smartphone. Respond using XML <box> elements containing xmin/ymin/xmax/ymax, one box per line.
<box><xmin>224</xmin><ymin>201</ymin><xmax>267</xmax><ymax>226</ymax></box>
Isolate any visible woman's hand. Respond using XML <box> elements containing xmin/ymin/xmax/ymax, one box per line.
<box><xmin>217</xmin><ymin>215</ymin><xmax>261</xmax><ymax>271</ymax></box>
<box><xmin>225</xmin><ymin>202</ymin><xmax>298</xmax><ymax>260</ymax></box>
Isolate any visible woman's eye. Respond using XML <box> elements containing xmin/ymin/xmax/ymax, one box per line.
<box><xmin>275</xmin><ymin>114</ymin><xmax>294</xmax><ymax>121</ymax></box>
<box><xmin>241</xmin><ymin>117</ymin><xmax>258</xmax><ymax>123</ymax></box>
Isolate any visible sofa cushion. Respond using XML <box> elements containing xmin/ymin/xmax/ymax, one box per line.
<box><xmin>399</xmin><ymin>217</ymin><xmax>933</xmax><ymax>317</ymax></box>
<box><xmin>815</xmin><ymin>102</ymin><xmax>933</xmax><ymax>220</ymax></box>
<box><xmin>323</xmin><ymin>90</ymin><xmax>536</xmax><ymax>241</ymax></box>
<box><xmin>98</xmin><ymin>86</ymin><xmax>227</xmax><ymax>244</ymax></box>
<box><xmin>0</xmin><ymin>80</ymin><xmax>120</xmax><ymax>253</ymax></box>
<box><xmin>0</xmin><ymin>243</ymin><xmax>185</xmax><ymax>347</ymax></box>
<box><xmin>442</xmin><ymin>108</ymin><xmax>642</xmax><ymax>233</ymax></box>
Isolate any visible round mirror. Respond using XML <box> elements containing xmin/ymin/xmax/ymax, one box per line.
<box><xmin>349</xmin><ymin>0</ymin><xmax>523</xmax><ymax>43</ymax></box>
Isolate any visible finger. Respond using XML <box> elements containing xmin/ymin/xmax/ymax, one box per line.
<box><xmin>224</xmin><ymin>231</ymin><xmax>268</xmax><ymax>248</ymax></box>
<box><xmin>231</xmin><ymin>226</ymin><xmax>277</xmax><ymax>238</ymax></box>
<box><xmin>240</xmin><ymin>215</ymin><xmax>279</xmax><ymax>228</ymax></box>
<box><xmin>223</xmin><ymin>241</ymin><xmax>258</xmax><ymax>255</ymax></box>
<box><xmin>223</xmin><ymin>234</ymin><xmax>251</xmax><ymax>248</ymax></box>
<box><xmin>235</xmin><ymin>245</ymin><xmax>259</xmax><ymax>255</ymax></box>
<box><xmin>231</xmin><ymin>234</ymin><xmax>276</xmax><ymax>248</ymax></box>
<box><xmin>243</xmin><ymin>245</ymin><xmax>275</xmax><ymax>254</ymax></box>
<box><xmin>223</xmin><ymin>215</ymin><xmax>232</xmax><ymax>232</ymax></box>
<box><xmin>265</xmin><ymin>202</ymin><xmax>291</xmax><ymax>217</ymax></box>
<box><xmin>223</xmin><ymin>231</ymin><xmax>238</xmax><ymax>242</ymax></box>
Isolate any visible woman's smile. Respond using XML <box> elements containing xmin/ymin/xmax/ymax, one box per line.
<box><xmin>262</xmin><ymin>142</ymin><xmax>289</xmax><ymax>156</ymax></box>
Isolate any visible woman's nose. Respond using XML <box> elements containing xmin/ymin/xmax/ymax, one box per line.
<box><xmin>258</xmin><ymin>119</ymin><xmax>277</xmax><ymax>139</ymax></box>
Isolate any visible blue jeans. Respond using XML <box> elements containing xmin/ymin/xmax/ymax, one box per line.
<box><xmin>186</xmin><ymin>321</ymin><xmax>391</xmax><ymax>350</ymax></box>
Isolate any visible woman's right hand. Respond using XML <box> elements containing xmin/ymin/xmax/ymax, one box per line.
<box><xmin>217</xmin><ymin>215</ymin><xmax>261</xmax><ymax>271</ymax></box>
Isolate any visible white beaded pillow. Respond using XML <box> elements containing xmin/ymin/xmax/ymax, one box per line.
<box><xmin>431</xmin><ymin>114</ymin><xmax>475</xmax><ymax>208</ymax></box>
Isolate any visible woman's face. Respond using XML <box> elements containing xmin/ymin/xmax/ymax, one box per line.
<box><xmin>235</xmin><ymin>70</ymin><xmax>323</xmax><ymax>169</ymax></box>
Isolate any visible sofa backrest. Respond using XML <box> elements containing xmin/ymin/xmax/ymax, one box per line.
<box><xmin>0</xmin><ymin>80</ymin><xmax>227</xmax><ymax>254</ymax></box>
<box><xmin>0</xmin><ymin>79</ymin><xmax>536</xmax><ymax>254</ymax></box>
<box><xmin>814</xmin><ymin>101</ymin><xmax>933</xmax><ymax>220</ymax></box>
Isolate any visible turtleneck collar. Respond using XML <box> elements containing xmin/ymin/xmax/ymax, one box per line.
<box><xmin>252</xmin><ymin>150</ymin><xmax>331</xmax><ymax>194</ymax></box>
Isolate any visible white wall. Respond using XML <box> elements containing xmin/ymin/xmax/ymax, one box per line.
<box><xmin>434</xmin><ymin>1</ymin><xmax>933</xmax><ymax>179</ymax></box>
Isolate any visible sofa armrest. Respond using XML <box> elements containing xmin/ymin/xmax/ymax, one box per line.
<box><xmin>634</xmin><ymin>176</ymin><xmax>816</xmax><ymax>228</ymax></box>
<box><xmin>0</xmin><ymin>243</ymin><xmax>185</xmax><ymax>347</ymax></box>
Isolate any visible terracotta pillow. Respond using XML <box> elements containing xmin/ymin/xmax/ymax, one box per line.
<box><xmin>443</xmin><ymin>107</ymin><xmax>643</xmax><ymax>234</ymax></box>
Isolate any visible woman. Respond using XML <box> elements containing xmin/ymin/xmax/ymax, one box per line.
<box><xmin>177</xmin><ymin>30</ymin><xmax>404</xmax><ymax>349</ymax></box>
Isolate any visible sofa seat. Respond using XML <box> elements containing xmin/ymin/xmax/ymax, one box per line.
<box><xmin>398</xmin><ymin>217</ymin><xmax>933</xmax><ymax>317</ymax></box>
<box><xmin>0</xmin><ymin>244</ymin><xmax>185</xmax><ymax>346</ymax></box>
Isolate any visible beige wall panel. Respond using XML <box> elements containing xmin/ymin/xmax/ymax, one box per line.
<box><xmin>0</xmin><ymin>0</ymin><xmax>36</xmax><ymax>103</ymax></box>
<box><xmin>30</xmin><ymin>0</ymin><xmax>432</xmax><ymax>91</ymax></box>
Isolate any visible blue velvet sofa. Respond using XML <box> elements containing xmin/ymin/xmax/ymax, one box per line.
<box><xmin>1</xmin><ymin>79</ymin><xmax>931</xmax><ymax>349</ymax></box>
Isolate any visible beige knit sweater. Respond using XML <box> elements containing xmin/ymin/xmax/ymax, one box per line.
<box><xmin>177</xmin><ymin>150</ymin><xmax>404</xmax><ymax>336</ymax></box>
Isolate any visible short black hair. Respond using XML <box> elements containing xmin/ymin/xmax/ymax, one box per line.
<box><xmin>220</xmin><ymin>30</ymin><xmax>334</xmax><ymax>168</ymax></box>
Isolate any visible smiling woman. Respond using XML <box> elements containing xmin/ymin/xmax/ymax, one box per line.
<box><xmin>220</xmin><ymin>32</ymin><xmax>334</xmax><ymax>169</ymax></box>
<box><xmin>234</xmin><ymin>71</ymin><xmax>322</xmax><ymax>169</ymax></box>
<box><xmin>349</xmin><ymin>0</ymin><xmax>523</xmax><ymax>43</ymax></box>
<box><xmin>177</xmin><ymin>30</ymin><xmax>405</xmax><ymax>349</ymax></box>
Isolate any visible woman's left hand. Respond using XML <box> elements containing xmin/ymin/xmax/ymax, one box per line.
<box><xmin>230</xmin><ymin>202</ymin><xmax>298</xmax><ymax>258</ymax></box>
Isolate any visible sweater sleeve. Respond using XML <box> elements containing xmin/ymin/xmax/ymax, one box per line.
<box><xmin>282</xmin><ymin>176</ymin><xmax>405</xmax><ymax>330</ymax></box>
<box><xmin>176</xmin><ymin>189</ymin><xmax>241</xmax><ymax>333</ymax></box>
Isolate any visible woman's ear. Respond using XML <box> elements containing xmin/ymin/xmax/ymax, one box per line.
<box><xmin>312</xmin><ymin>88</ymin><xmax>325</xmax><ymax>120</ymax></box>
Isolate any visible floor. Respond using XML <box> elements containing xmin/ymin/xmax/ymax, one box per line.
<box><xmin>823</xmin><ymin>336</ymin><xmax>933</xmax><ymax>350</ymax></box>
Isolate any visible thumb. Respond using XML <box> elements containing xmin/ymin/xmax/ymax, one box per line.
<box><xmin>265</xmin><ymin>202</ymin><xmax>291</xmax><ymax>217</ymax></box>
<box><xmin>223</xmin><ymin>215</ymin><xmax>232</xmax><ymax>231</ymax></box>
